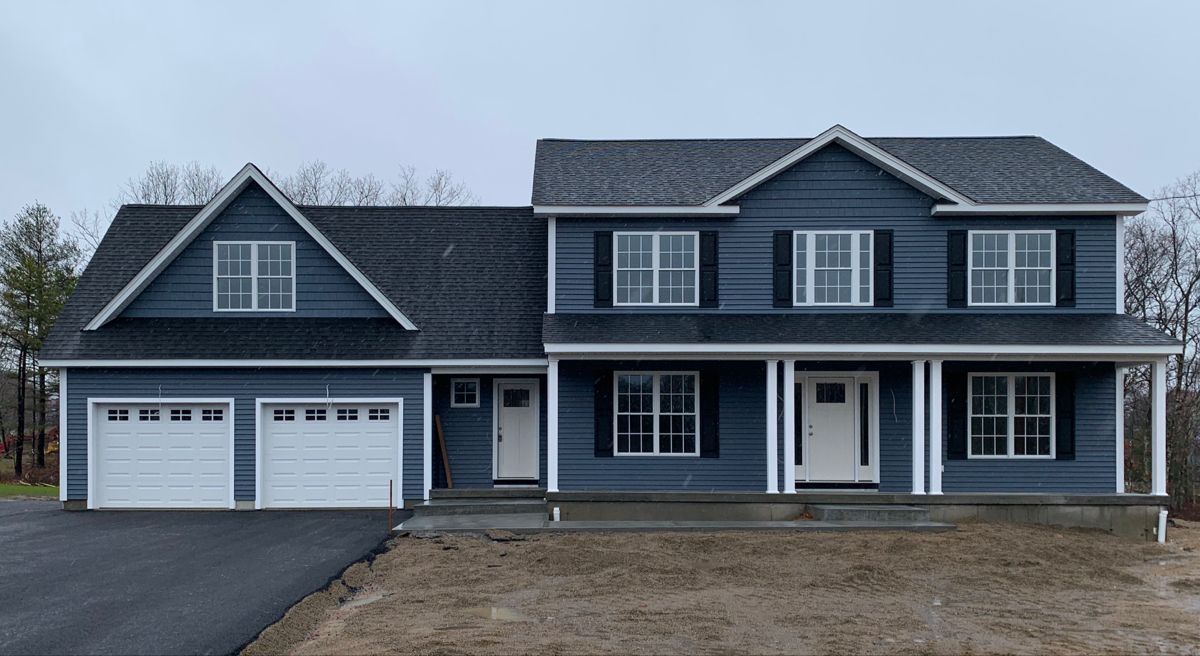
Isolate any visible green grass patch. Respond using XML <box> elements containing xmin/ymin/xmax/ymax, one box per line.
<box><xmin>0</xmin><ymin>483</ymin><xmax>58</xmax><ymax>498</ymax></box>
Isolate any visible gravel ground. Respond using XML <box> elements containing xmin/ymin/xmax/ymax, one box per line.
<box><xmin>244</xmin><ymin>521</ymin><xmax>1200</xmax><ymax>655</ymax></box>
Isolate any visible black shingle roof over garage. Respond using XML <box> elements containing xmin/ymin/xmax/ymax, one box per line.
<box><xmin>41</xmin><ymin>205</ymin><xmax>546</xmax><ymax>361</ymax></box>
<box><xmin>532</xmin><ymin>136</ymin><xmax>1148</xmax><ymax>206</ymax></box>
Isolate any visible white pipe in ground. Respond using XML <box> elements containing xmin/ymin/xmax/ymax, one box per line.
<box><xmin>1158</xmin><ymin>509</ymin><xmax>1168</xmax><ymax>544</ymax></box>
<box><xmin>552</xmin><ymin>507</ymin><xmax>561</xmax><ymax>522</ymax></box>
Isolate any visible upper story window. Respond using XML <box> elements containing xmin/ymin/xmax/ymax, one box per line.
<box><xmin>214</xmin><ymin>241</ymin><xmax>295</xmax><ymax>311</ymax></box>
<box><xmin>969</xmin><ymin>231</ymin><xmax>1054</xmax><ymax>306</ymax></box>
<box><xmin>614</xmin><ymin>232</ymin><xmax>698</xmax><ymax>306</ymax></box>
<box><xmin>794</xmin><ymin>231</ymin><xmax>873</xmax><ymax>306</ymax></box>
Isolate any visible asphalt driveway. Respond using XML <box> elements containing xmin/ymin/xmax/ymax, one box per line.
<box><xmin>0</xmin><ymin>500</ymin><xmax>403</xmax><ymax>656</ymax></box>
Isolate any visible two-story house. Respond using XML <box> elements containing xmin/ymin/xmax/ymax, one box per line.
<box><xmin>41</xmin><ymin>125</ymin><xmax>1177</xmax><ymax>533</ymax></box>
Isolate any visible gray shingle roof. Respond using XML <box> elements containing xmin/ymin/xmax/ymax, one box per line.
<box><xmin>532</xmin><ymin>136</ymin><xmax>1147</xmax><ymax>206</ymax></box>
<box><xmin>543</xmin><ymin>313</ymin><xmax>1179</xmax><ymax>348</ymax></box>
<box><xmin>42</xmin><ymin>204</ymin><xmax>546</xmax><ymax>361</ymax></box>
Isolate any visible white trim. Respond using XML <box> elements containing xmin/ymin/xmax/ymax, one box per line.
<box><xmin>39</xmin><ymin>358</ymin><xmax>550</xmax><ymax>368</ymax></box>
<box><xmin>58</xmin><ymin>369</ymin><xmax>67</xmax><ymax>502</ymax></box>
<box><xmin>1116</xmin><ymin>365</ymin><xmax>1126</xmax><ymax>494</ymax></box>
<box><xmin>928</xmin><ymin>360</ymin><xmax>943</xmax><ymax>495</ymax></box>
<box><xmin>912</xmin><ymin>361</ymin><xmax>926</xmax><ymax>494</ymax></box>
<box><xmin>254</xmin><ymin>397</ymin><xmax>403</xmax><ymax>509</ymax></box>
<box><xmin>547</xmin><ymin>358</ymin><xmax>559</xmax><ymax>493</ymax></box>
<box><xmin>87</xmin><ymin>397</ymin><xmax>235</xmax><ymax>510</ymax></box>
<box><xmin>967</xmin><ymin>230</ymin><xmax>1056</xmax><ymax>307</ymax></box>
<box><xmin>782</xmin><ymin>360</ymin><xmax>796</xmax><ymax>493</ymax></box>
<box><xmin>547</xmin><ymin>216</ymin><xmax>556</xmax><ymax>314</ymax></box>
<box><xmin>449</xmin><ymin>378</ymin><xmax>481</xmax><ymax>408</ymax></box>
<box><xmin>423</xmin><ymin>372</ymin><xmax>433</xmax><ymax>501</ymax></box>
<box><xmin>430</xmin><ymin>366</ymin><xmax>548</xmax><ymax>375</ymax></box>
<box><xmin>1151</xmin><ymin>358</ymin><xmax>1167</xmax><ymax>496</ymax></box>
<box><xmin>84</xmin><ymin>163</ymin><xmax>417</xmax><ymax>331</ymax></box>
<box><xmin>765</xmin><ymin>360</ymin><xmax>778</xmax><ymax>493</ymax></box>
<box><xmin>212</xmin><ymin>240</ymin><xmax>296</xmax><ymax>312</ymax></box>
<box><xmin>612</xmin><ymin>231</ymin><xmax>700</xmax><ymax>307</ymax></box>
<box><xmin>492</xmin><ymin>378</ymin><xmax>541</xmax><ymax>480</ymax></box>
<box><xmin>1116</xmin><ymin>216</ymin><xmax>1126</xmax><ymax>314</ymax></box>
<box><xmin>612</xmin><ymin>371</ymin><xmax>701</xmax><ymax>456</ymax></box>
<box><xmin>532</xmin><ymin>205</ymin><xmax>740</xmax><ymax>217</ymax></box>
<box><xmin>705</xmin><ymin>125</ymin><xmax>976</xmax><ymax>208</ymax></box>
<box><xmin>792</xmin><ymin>230</ymin><xmax>874</xmax><ymax>306</ymax></box>
<box><xmin>932</xmin><ymin>202</ymin><xmax>1148</xmax><ymax>216</ymax></box>
<box><xmin>543</xmin><ymin>343</ymin><xmax>1180</xmax><ymax>358</ymax></box>
<box><xmin>966</xmin><ymin>372</ymin><xmax>1056</xmax><ymax>459</ymax></box>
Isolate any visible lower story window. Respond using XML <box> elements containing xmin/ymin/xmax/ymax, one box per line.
<box><xmin>615</xmin><ymin>372</ymin><xmax>698</xmax><ymax>456</ymax></box>
<box><xmin>969</xmin><ymin>373</ymin><xmax>1054</xmax><ymax>458</ymax></box>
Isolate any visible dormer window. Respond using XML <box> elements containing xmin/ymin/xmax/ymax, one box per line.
<box><xmin>214</xmin><ymin>241</ymin><xmax>295</xmax><ymax>311</ymax></box>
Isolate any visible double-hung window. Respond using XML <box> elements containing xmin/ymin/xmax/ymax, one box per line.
<box><xmin>214</xmin><ymin>241</ymin><xmax>295</xmax><ymax>311</ymax></box>
<box><xmin>968</xmin><ymin>231</ymin><xmax>1054</xmax><ymax>305</ymax></box>
<box><xmin>968</xmin><ymin>373</ymin><xmax>1054</xmax><ymax>458</ymax></box>
<box><xmin>614</xmin><ymin>372</ymin><xmax>699</xmax><ymax>456</ymax></box>
<box><xmin>614</xmin><ymin>232</ymin><xmax>698</xmax><ymax>306</ymax></box>
<box><xmin>794</xmin><ymin>231</ymin><xmax>873</xmax><ymax>305</ymax></box>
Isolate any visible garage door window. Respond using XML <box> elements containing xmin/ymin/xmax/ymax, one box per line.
<box><xmin>107</xmin><ymin>409</ymin><xmax>129</xmax><ymax>421</ymax></box>
<box><xmin>171</xmin><ymin>409</ymin><xmax>192</xmax><ymax>421</ymax></box>
<box><xmin>138</xmin><ymin>408</ymin><xmax>160</xmax><ymax>421</ymax></box>
<box><xmin>305</xmin><ymin>408</ymin><xmax>326</xmax><ymax>421</ymax></box>
<box><xmin>202</xmin><ymin>409</ymin><xmax>223</xmax><ymax>421</ymax></box>
<box><xmin>337</xmin><ymin>408</ymin><xmax>359</xmax><ymax>421</ymax></box>
<box><xmin>368</xmin><ymin>408</ymin><xmax>390</xmax><ymax>420</ymax></box>
<box><xmin>273</xmin><ymin>408</ymin><xmax>295</xmax><ymax>421</ymax></box>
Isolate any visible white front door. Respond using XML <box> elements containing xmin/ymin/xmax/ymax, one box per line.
<box><xmin>495</xmin><ymin>381</ymin><xmax>539</xmax><ymax>480</ymax></box>
<box><xmin>805</xmin><ymin>377</ymin><xmax>856</xmax><ymax>482</ymax></box>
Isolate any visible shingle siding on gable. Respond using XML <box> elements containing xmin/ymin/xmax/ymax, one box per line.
<box><xmin>553</xmin><ymin>145</ymin><xmax>1117</xmax><ymax>313</ymax></box>
<box><xmin>122</xmin><ymin>184</ymin><xmax>389</xmax><ymax>319</ymax></box>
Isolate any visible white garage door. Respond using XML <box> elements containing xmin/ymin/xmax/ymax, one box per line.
<box><xmin>92</xmin><ymin>402</ymin><xmax>233</xmax><ymax>509</ymax></box>
<box><xmin>260</xmin><ymin>401</ymin><xmax>401</xmax><ymax>508</ymax></box>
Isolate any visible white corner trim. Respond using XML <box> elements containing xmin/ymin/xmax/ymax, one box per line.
<box><xmin>84</xmin><ymin>163</ymin><xmax>418</xmax><ymax>331</ymax></box>
<box><xmin>932</xmin><ymin>202</ymin><xmax>1148</xmax><ymax>216</ymax></box>
<box><xmin>1116</xmin><ymin>216</ymin><xmax>1126</xmax><ymax>314</ymax></box>
<box><xmin>1116</xmin><ymin>365</ymin><xmax>1126</xmax><ymax>494</ymax></box>
<box><xmin>547</xmin><ymin>216</ymin><xmax>556</xmax><ymax>314</ymax></box>
<box><xmin>58</xmin><ymin>369</ymin><xmax>67</xmax><ymax>502</ymax></box>
<box><xmin>704</xmin><ymin>124</ymin><xmax>976</xmax><ymax>208</ymax></box>
<box><xmin>532</xmin><ymin>205</ymin><xmax>740</xmax><ymax>217</ymax></box>
<box><xmin>37</xmin><ymin>358</ymin><xmax>549</xmax><ymax>369</ymax></box>
<box><xmin>422</xmin><ymin>372</ymin><xmax>433</xmax><ymax>501</ymax></box>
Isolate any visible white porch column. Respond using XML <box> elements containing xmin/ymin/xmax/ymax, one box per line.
<box><xmin>928</xmin><ymin>360</ymin><xmax>943</xmax><ymax>495</ymax></box>
<box><xmin>911</xmin><ymin>360</ymin><xmax>926</xmax><ymax>495</ymax></box>
<box><xmin>1152</xmin><ymin>358</ymin><xmax>1168</xmax><ymax>497</ymax></box>
<box><xmin>58</xmin><ymin>369</ymin><xmax>67</xmax><ymax>502</ymax></box>
<box><xmin>1116</xmin><ymin>365</ymin><xmax>1126</xmax><ymax>494</ymax></box>
<box><xmin>783</xmin><ymin>360</ymin><xmax>796</xmax><ymax>493</ymax></box>
<box><xmin>422</xmin><ymin>371</ymin><xmax>433</xmax><ymax>501</ymax></box>
<box><xmin>547</xmin><ymin>358</ymin><xmax>560</xmax><ymax>493</ymax></box>
<box><xmin>766</xmin><ymin>360</ymin><xmax>779</xmax><ymax>493</ymax></box>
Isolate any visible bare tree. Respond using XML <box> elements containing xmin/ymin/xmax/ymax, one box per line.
<box><xmin>120</xmin><ymin>160</ymin><xmax>222</xmax><ymax>205</ymax></box>
<box><xmin>280</xmin><ymin>160</ymin><xmax>476</xmax><ymax>206</ymax></box>
<box><xmin>69</xmin><ymin>208</ymin><xmax>108</xmax><ymax>259</ymax></box>
<box><xmin>389</xmin><ymin>165</ymin><xmax>476</xmax><ymax>206</ymax></box>
<box><xmin>180</xmin><ymin>162</ymin><xmax>222</xmax><ymax>204</ymax></box>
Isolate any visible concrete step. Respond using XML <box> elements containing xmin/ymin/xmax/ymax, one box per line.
<box><xmin>431</xmin><ymin>487</ymin><xmax>546</xmax><ymax>500</ymax></box>
<box><xmin>412</xmin><ymin>498</ymin><xmax>548</xmax><ymax>517</ymax></box>
<box><xmin>808</xmin><ymin>504</ymin><xmax>930</xmax><ymax>523</ymax></box>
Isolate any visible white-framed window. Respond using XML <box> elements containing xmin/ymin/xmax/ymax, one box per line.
<box><xmin>968</xmin><ymin>373</ymin><xmax>1055</xmax><ymax>459</ymax></box>
<box><xmin>968</xmin><ymin>231</ymin><xmax>1055</xmax><ymax>306</ymax></box>
<box><xmin>305</xmin><ymin>408</ymin><xmax>326</xmax><ymax>421</ymax></box>
<box><xmin>107</xmin><ymin>408</ymin><xmax>129</xmax><ymax>422</ymax></box>
<box><xmin>614</xmin><ymin>371</ymin><xmax>699</xmax><ymax>456</ymax></box>
<box><xmin>368</xmin><ymin>408</ymin><xmax>390</xmax><ymax>421</ymax></box>
<box><xmin>337</xmin><ymin>408</ymin><xmax>359</xmax><ymax>421</ymax></box>
<box><xmin>213</xmin><ymin>241</ymin><xmax>295</xmax><ymax>311</ymax></box>
<box><xmin>138</xmin><ymin>408</ymin><xmax>159</xmax><ymax>422</ymax></box>
<box><xmin>614</xmin><ymin>232</ymin><xmax>698</xmax><ymax>306</ymax></box>
<box><xmin>451</xmin><ymin>379</ymin><xmax>480</xmax><ymax>408</ymax></box>
<box><xmin>170</xmin><ymin>408</ymin><xmax>192</xmax><ymax>422</ymax></box>
<box><xmin>273</xmin><ymin>408</ymin><xmax>295</xmax><ymax>422</ymax></box>
<box><xmin>201</xmin><ymin>408</ymin><xmax>223</xmax><ymax>422</ymax></box>
<box><xmin>793</xmin><ymin>231</ymin><xmax>873</xmax><ymax>306</ymax></box>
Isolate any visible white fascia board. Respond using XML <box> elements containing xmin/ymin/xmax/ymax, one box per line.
<box><xmin>703</xmin><ymin>124</ymin><xmax>977</xmax><ymax>208</ymax></box>
<box><xmin>932</xmin><ymin>202</ymin><xmax>1148</xmax><ymax>217</ymax></box>
<box><xmin>532</xmin><ymin>205</ymin><xmax>740</xmax><ymax>217</ymax></box>
<box><xmin>38</xmin><ymin>358</ymin><xmax>549</xmax><ymax>368</ymax></box>
<box><xmin>84</xmin><ymin>163</ymin><xmax>418</xmax><ymax>331</ymax></box>
<box><xmin>542</xmin><ymin>342</ymin><xmax>1181</xmax><ymax>359</ymax></box>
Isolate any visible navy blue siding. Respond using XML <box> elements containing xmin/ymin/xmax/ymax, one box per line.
<box><xmin>64</xmin><ymin>367</ymin><xmax>427</xmax><ymax>502</ymax></box>
<box><xmin>554</xmin><ymin>145</ymin><xmax>1117</xmax><ymax>313</ymax></box>
<box><xmin>123</xmin><ymin>183</ymin><xmax>389</xmax><ymax>318</ymax></box>
<box><xmin>432</xmin><ymin>375</ymin><xmax>547</xmax><ymax>487</ymax></box>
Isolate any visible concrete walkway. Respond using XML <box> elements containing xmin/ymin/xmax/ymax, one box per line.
<box><xmin>396</xmin><ymin>512</ymin><xmax>955</xmax><ymax>534</ymax></box>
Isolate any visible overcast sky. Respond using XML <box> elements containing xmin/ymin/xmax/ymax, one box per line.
<box><xmin>1</xmin><ymin>0</ymin><xmax>1197</xmax><ymax>224</ymax></box>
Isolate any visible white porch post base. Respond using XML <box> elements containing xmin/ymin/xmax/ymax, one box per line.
<box><xmin>928</xmin><ymin>360</ymin><xmax>943</xmax><ymax>495</ymax></box>
<box><xmin>547</xmin><ymin>358</ymin><xmax>560</xmax><ymax>493</ymax></box>
<box><xmin>911</xmin><ymin>360</ymin><xmax>926</xmax><ymax>495</ymax></box>
<box><xmin>766</xmin><ymin>360</ymin><xmax>779</xmax><ymax>493</ymax></box>
<box><xmin>1152</xmin><ymin>358</ymin><xmax>1167</xmax><ymax>497</ymax></box>
<box><xmin>783</xmin><ymin>360</ymin><xmax>796</xmax><ymax>494</ymax></box>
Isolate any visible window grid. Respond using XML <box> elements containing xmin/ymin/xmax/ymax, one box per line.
<box><xmin>273</xmin><ymin>408</ymin><xmax>295</xmax><ymax>422</ymax></box>
<box><xmin>968</xmin><ymin>373</ymin><xmax>1055</xmax><ymax>459</ymax></box>
<box><xmin>337</xmin><ymin>408</ymin><xmax>359</xmax><ymax>421</ymax></box>
<box><xmin>614</xmin><ymin>372</ymin><xmax>700</xmax><ymax>456</ymax></box>
<box><xmin>213</xmin><ymin>241</ymin><xmax>295</xmax><ymax>311</ymax></box>
<box><xmin>368</xmin><ymin>408</ymin><xmax>390</xmax><ymax>421</ymax></box>
<box><xmin>305</xmin><ymin>408</ymin><xmax>326</xmax><ymax>421</ymax></box>
<box><xmin>968</xmin><ymin>231</ymin><xmax>1055</xmax><ymax>306</ymax></box>
<box><xmin>107</xmin><ymin>409</ymin><xmax>129</xmax><ymax>421</ymax></box>
<box><xmin>201</xmin><ymin>408</ymin><xmax>223</xmax><ymax>422</ymax></box>
<box><xmin>794</xmin><ymin>231</ymin><xmax>873</xmax><ymax>306</ymax></box>
<box><xmin>614</xmin><ymin>232</ymin><xmax>698</xmax><ymax>306</ymax></box>
<box><xmin>170</xmin><ymin>408</ymin><xmax>192</xmax><ymax>422</ymax></box>
<box><xmin>138</xmin><ymin>408</ymin><xmax>159</xmax><ymax>422</ymax></box>
<box><xmin>451</xmin><ymin>379</ymin><xmax>480</xmax><ymax>408</ymax></box>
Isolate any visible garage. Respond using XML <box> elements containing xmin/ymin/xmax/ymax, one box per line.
<box><xmin>89</xmin><ymin>400</ymin><xmax>234</xmax><ymax>509</ymax></box>
<box><xmin>257</xmin><ymin>400</ymin><xmax>402</xmax><ymax>508</ymax></box>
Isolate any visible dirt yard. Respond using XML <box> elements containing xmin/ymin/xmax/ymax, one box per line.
<box><xmin>244</xmin><ymin>522</ymin><xmax>1200</xmax><ymax>655</ymax></box>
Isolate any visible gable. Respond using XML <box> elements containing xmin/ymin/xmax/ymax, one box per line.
<box><xmin>739</xmin><ymin>142</ymin><xmax>937</xmax><ymax>208</ymax></box>
<box><xmin>121</xmin><ymin>183</ymin><xmax>389</xmax><ymax>319</ymax></box>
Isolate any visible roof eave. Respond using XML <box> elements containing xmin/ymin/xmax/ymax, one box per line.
<box><xmin>931</xmin><ymin>202</ymin><xmax>1149</xmax><ymax>217</ymax></box>
<box><xmin>532</xmin><ymin>205</ymin><xmax>740</xmax><ymax>217</ymax></box>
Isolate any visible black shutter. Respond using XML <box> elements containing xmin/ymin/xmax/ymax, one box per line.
<box><xmin>594</xmin><ymin>231</ymin><xmax>612</xmax><ymax>308</ymax></box>
<box><xmin>1056</xmin><ymin>230</ymin><xmax>1076</xmax><ymax>307</ymax></box>
<box><xmin>699</xmin><ymin>231</ymin><xmax>719</xmax><ymax>308</ymax></box>
<box><xmin>1056</xmin><ymin>373</ymin><xmax>1076</xmax><ymax>460</ymax></box>
<box><xmin>946</xmin><ymin>371</ymin><xmax>968</xmax><ymax>460</ymax></box>
<box><xmin>873</xmin><ymin>229</ymin><xmax>894</xmax><ymax>307</ymax></box>
<box><xmin>773</xmin><ymin>231</ymin><xmax>793</xmax><ymax>307</ymax></box>
<box><xmin>700</xmin><ymin>372</ymin><xmax>720</xmax><ymax>458</ymax></box>
<box><xmin>594</xmin><ymin>370</ymin><xmax>613</xmax><ymax>457</ymax></box>
<box><xmin>947</xmin><ymin>230</ymin><xmax>967</xmax><ymax>308</ymax></box>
